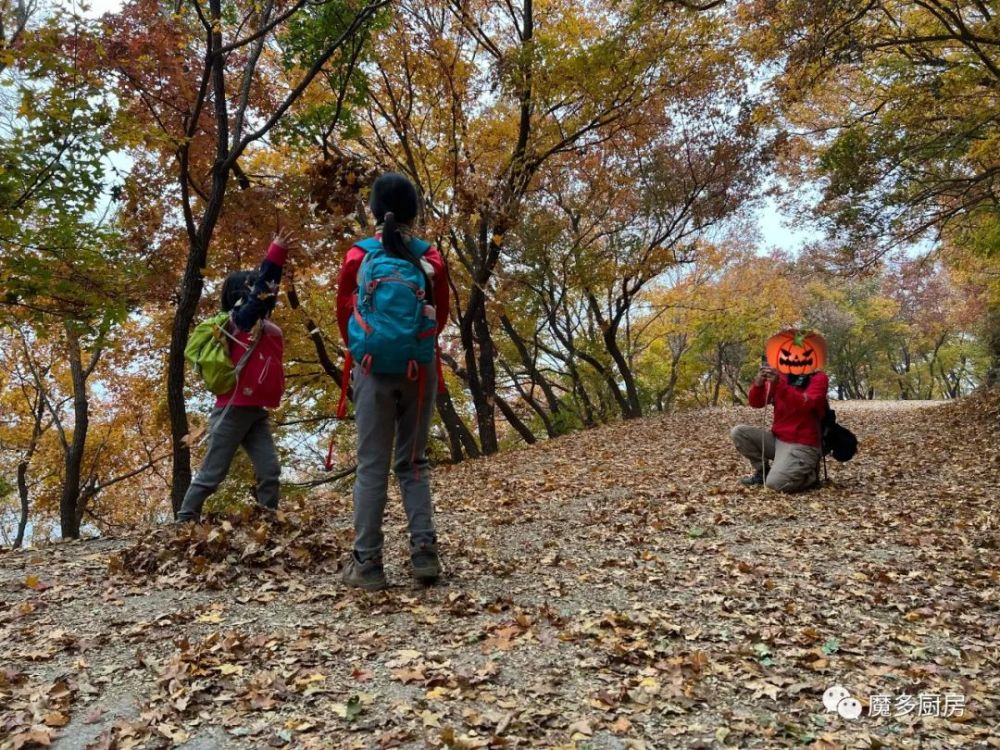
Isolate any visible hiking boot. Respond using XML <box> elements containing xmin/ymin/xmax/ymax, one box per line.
<box><xmin>341</xmin><ymin>552</ymin><xmax>388</xmax><ymax>592</ymax></box>
<box><xmin>411</xmin><ymin>543</ymin><xmax>441</xmax><ymax>584</ymax></box>
<box><xmin>740</xmin><ymin>467</ymin><xmax>765</xmax><ymax>486</ymax></box>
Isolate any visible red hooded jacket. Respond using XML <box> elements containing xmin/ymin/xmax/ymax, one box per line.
<box><xmin>215</xmin><ymin>241</ymin><xmax>287</xmax><ymax>409</ymax></box>
<box><xmin>748</xmin><ymin>371</ymin><xmax>829</xmax><ymax>448</ymax></box>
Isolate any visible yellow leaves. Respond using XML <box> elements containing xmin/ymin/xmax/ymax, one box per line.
<box><xmin>567</xmin><ymin>718</ymin><xmax>593</xmax><ymax>740</ymax></box>
<box><xmin>215</xmin><ymin>663</ymin><xmax>243</xmax><ymax>676</ymax></box>
<box><xmin>390</xmin><ymin>667</ymin><xmax>425</xmax><ymax>684</ymax></box>
<box><xmin>425</xmin><ymin>686</ymin><xmax>451</xmax><ymax>701</ymax></box>
<box><xmin>637</xmin><ymin>676</ymin><xmax>660</xmax><ymax>693</ymax></box>
<box><xmin>386</xmin><ymin>649</ymin><xmax>422</xmax><ymax>667</ymax></box>
<box><xmin>155</xmin><ymin>723</ymin><xmax>189</xmax><ymax>744</ymax></box>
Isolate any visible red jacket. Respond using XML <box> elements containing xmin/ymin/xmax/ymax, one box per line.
<box><xmin>748</xmin><ymin>371</ymin><xmax>829</xmax><ymax>448</ymax></box>
<box><xmin>215</xmin><ymin>242</ymin><xmax>287</xmax><ymax>409</ymax></box>
<box><xmin>335</xmin><ymin>235</ymin><xmax>450</xmax><ymax>392</ymax></box>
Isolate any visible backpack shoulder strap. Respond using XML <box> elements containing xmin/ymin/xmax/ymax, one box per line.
<box><xmin>355</xmin><ymin>237</ymin><xmax>382</xmax><ymax>253</ymax></box>
<box><xmin>407</xmin><ymin>238</ymin><xmax>431</xmax><ymax>258</ymax></box>
<box><xmin>356</xmin><ymin>236</ymin><xmax>430</xmax><ymax>256</ymax></box>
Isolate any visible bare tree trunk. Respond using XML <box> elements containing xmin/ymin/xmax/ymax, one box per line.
<box><xmin>500</xmin><ymin>357</ymin><xmax>557</xmax><ymax>437</ymax></box>
<box><xmin>457</xmin><ymin>260</ymin><xmax>502</xmax><ymax>455</ymax></box>
<box><xmin>286</xmin><ymin>283</ymin><xmax>345</xmax><ymax>384</ymax></box>
<box><xmin>15</xmin><ymin>461</ymin><xmax>31</xmax><ymax>547</ymax></box>
<box><xmin>568</xmin><ymin>359</ymin><xmax>596</xmax><ymax>427</ymax></box>
<box><xmin>499</xmin><ymin>314</ymin><xmax>562</xmax><ymax>418</ymax></box>
<box><xmin>13</xmin><ymin>384</ymin><xmax>45</xmax><ymax>548</ymax></box>
<box><xmin>472</xmin><ymin>303</ymin><xmax>499</xmax><ymax>453</ymax></box>
<box><xmin>711</xmin><ymin>346</ymin><xmax>723</xmax><ymax>407</ymax></box>
<box><xmin>495</xmin><ymin>394</ymin><xmax>536</xmax><ymax>445</ymax></box>
<box><xmin>602</xmin><ymin>327</ymin><xmax>642</xmax><ymax>418</ymax></box>
<box><xmin>60</xmin><ymin>326</ymin><xmax>95</xmax><ymax>539</ymax></box>
<box><xmin>436</xmin><ymin>389</ymin><xmax>481</xmax><ymax>461</ymax></box>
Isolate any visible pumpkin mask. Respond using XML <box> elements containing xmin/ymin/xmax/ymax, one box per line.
<box><xmin>765</xmin><ymin>329</ymin><xmax>827</xmax><ymax>375</ymax></box>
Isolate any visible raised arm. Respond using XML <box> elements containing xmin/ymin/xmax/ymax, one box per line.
<box><xmin>230</xmin><ymin>235</ymin><xmax>290</xmax><ymax>332</ymax></box>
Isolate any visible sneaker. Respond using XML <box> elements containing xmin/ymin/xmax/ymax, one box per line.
<box><xmin>739</xmin><ymin>467</ymin><xmax>765</xmax><ymax>486</ymax></box>
<box><xmin>341</xmin><ymin>552</ymin><xmax>388</xmax><ymax>591</ymax></box>
<box><xmin>411</xmin><ymin>543</ymin><xmax>441</xmax><ymax>584</ymax></box>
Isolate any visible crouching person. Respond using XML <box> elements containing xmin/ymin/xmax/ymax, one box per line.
<box><xmin>732</xmin><ymin>361</ymin><xmax>829</xmax><ymax>493</ymax></box>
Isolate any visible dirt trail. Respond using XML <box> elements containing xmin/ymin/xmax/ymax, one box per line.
<box><xmin>2</xmin><ymin>397</ymin><xmax>997</xmax><ymax>749</ymax></box>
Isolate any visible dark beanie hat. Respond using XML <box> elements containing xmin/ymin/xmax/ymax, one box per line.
<box><xmin>370</xmin><ymin>172</ymin><xmax>419</xmax><ymax>224</ymax></box>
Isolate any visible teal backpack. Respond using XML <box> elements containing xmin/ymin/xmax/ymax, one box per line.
<box><xmin>348</xmin><ymin>236</ymin><xmax>437</xmax><ymax>375</ymax></box>
<box><xmin>185</xmin><ymin>312</ymin><xmax>261</xmax><ymax>395</ymax></box>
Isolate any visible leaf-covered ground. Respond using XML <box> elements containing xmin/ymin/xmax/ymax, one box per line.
<box><xmin>2</xmin><ymin>396</ymin><xmax>998</xmax><ymax>750</ymax></box>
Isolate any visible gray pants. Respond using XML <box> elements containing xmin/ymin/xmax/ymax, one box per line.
<box><xmin>731</xmin><ymin>424</ymin><xmax>820</xmax><ymax>493</ymax></box>
<box><xmin>177</xmin><ymin>406</ymin><xmax>280</xmax><ymax>521</ymax></box>
<box><xmin>351</xmin><ymin>364</ymin><xmax>437</xmax><ymax>561</ymax></box>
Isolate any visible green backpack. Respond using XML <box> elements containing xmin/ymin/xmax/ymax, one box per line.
<box><xmin>184</xmin><ymin>312</ymin><xmax>258</xmax><ymax>395</ymax></box>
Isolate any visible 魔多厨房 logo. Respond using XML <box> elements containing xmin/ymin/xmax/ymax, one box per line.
<box><xmin>823</xmin><ymin>685</ymin><xmax>863</xmax><ymax>720</ymax></box>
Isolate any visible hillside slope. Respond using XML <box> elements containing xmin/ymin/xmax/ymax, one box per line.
<box><xmin>2</xmin><ymin>396</ymin><xmax>998</xmax><ymax>750</ymax></box>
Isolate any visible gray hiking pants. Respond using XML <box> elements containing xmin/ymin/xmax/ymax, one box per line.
<box><xmin>177</xmin><ymin>406</ymin><xmax>280</xmax><ymax>521</ymax></box>
<box><xmin>731</xmin><ymin>424</ymin><xmax>820</xmax><ymax>493</ymax></box>
<box><xmin>351</xmin><ymin>364</ymin><xmax>438</xmax><ymax>561</ymax></box>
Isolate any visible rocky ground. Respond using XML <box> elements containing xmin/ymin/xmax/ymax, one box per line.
<box><xmin>1</xmin><ymin>395</ymin><xmax>998</xmax><ymax>749</ymax></box>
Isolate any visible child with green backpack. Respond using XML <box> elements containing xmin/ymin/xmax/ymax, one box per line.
<box><xmin>177</xmin><ymin>230</ymin><xmax>293</xmax><ymax>522</ymax></box>
<box><xmin>335</xmin><ymin>173</ymin><xmax>450</xmax><ymax>590</ymax></box>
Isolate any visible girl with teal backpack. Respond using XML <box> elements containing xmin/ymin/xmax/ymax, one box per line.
<box><xmin>177</xmin><ymin>230</ymin><xmax>292</xmax><ymax>522</ymax></box>
<box><xmin>335</xmin><ymin>173</ymin><xmax>450</xmax><ymax>590</ymax></box>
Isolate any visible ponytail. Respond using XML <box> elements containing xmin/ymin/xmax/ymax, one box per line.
<box><xmin>381</xmin><ymin>211</ymin><xmax>410</xmax><ymax>262</ymax></box>
<box><xmin>382</xmin><ymin>211</ymin><xmax>433</xmax><ymax>296</ymax></box>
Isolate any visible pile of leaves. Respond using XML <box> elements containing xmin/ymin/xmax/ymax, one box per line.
<box><xmin>111</xmin><ymin>504</ymin><xmax>347</xmax><ymax>589</ymax></box>
<box><xmin>941</xmin><ymin>385</ymin><xmax>1000</xmax><ymax>433</ymax></box>
<box><xmin>0</xmin><ymin>671</ymin><xmax>80</xmax><ymax>749</ymax></box>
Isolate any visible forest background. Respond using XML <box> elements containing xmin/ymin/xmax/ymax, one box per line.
<box><xmin>1</xmin><ymin>0</ymin><xmax>997</xmax><ymax>545</ymax></box>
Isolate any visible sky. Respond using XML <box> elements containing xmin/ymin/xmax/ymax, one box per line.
<box><xmin>756</xmin><ymin>196</ymin><xmax>820</xmax><ymax>253</ymax></box>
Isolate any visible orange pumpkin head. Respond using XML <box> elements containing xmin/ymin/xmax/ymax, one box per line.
<box><xmin>765</xmin><ymin>329</ymin><xmax>827</xmax><ymax>375</ymax></box>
